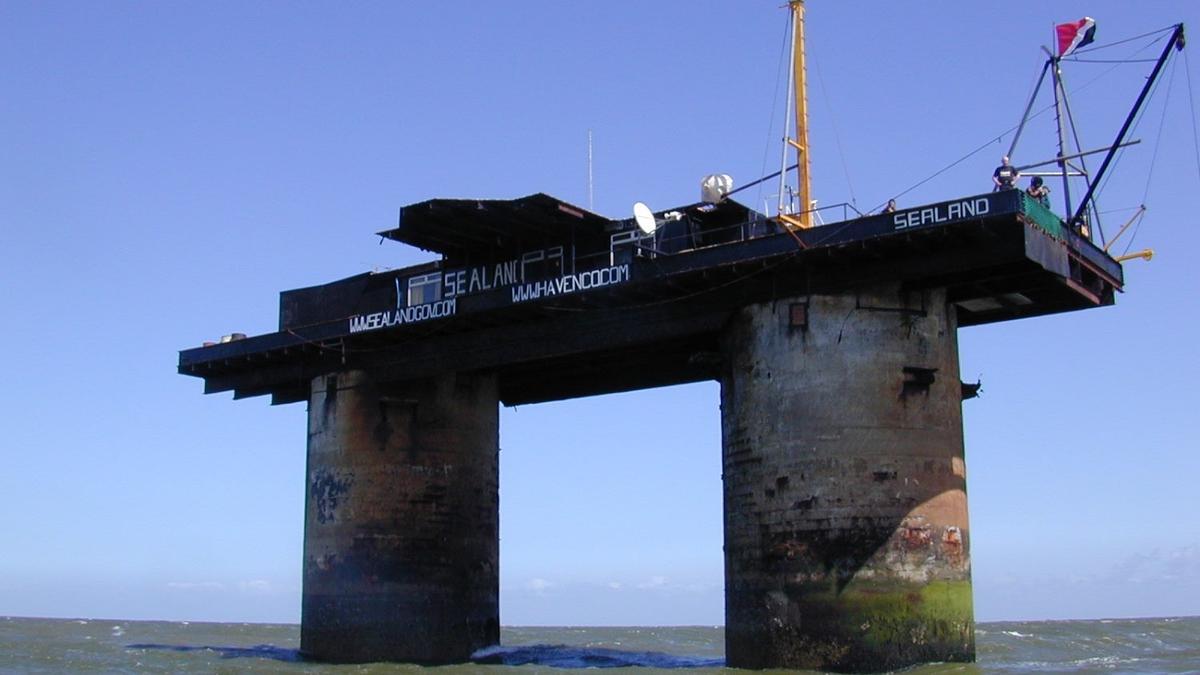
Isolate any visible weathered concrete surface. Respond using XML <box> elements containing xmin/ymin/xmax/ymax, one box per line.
<box><xmin>721</xmin><ymin>285</ymin><xmax>973</xmax><ymax>672</ymax></box>
<box><xmin>301</xmin><ymin>370</ymin><xmax>499</xmax><ymax>664</ymax></box>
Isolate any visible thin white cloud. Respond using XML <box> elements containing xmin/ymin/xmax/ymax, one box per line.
<box><xmin>525</xmin><ymin>578</ymin><xmax>554</xmax><ymax>594</ymax></box>
<box><xmin>1105</xmin><ymin>545</ymin><xmax>1200</xmax><ymax>585</ymax></box>
<box><xmin>637</xmin><ymin>575</ymin><xmax>668</xmax><ymax>589</ymax></box>
<box><xmin>238</xmin><ymin>580</ymin><xmax>273</xmax><ymax>594</ymax></box>
<box><xmin>166</xmin><ymin>581</ymin><xmax>225</xmax><ymax>591</ymax></box>
<box><xmin>1160</xmin><ymin>545</ymin><xmax>1200</xmax><ymax>581</ymax></box>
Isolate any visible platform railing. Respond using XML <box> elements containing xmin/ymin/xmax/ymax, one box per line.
<box><xmin>1019</xmin><ymin>192</ymin><xmax>1068</xmax><ymax>241</ymax></box>
<box><xmin>629</xmin><ymin>200</ymin><xmax>865</xmax><ymax>260</ymax></box>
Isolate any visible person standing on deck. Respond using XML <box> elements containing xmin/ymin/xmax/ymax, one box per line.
<box><xmin>993</xmin><ymin>155</ymin><xmax>1019</xmax><ymax>190</ymax></box>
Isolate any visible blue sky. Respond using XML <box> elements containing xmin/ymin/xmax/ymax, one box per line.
<box><xmin>2</xmin><ymin>1</ymin><xmax>1197</xmax><ymax>626</ymax></box>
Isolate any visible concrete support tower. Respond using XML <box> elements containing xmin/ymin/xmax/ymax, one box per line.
<box><xmin>721</xmin><ymin>284</ymin><xmax>973</xmax><ymax>671</ymax></box>
<box><xmin>301</xmin><ymin>370</ymin><xmax>500</xmax><ymax>663</ymax></box>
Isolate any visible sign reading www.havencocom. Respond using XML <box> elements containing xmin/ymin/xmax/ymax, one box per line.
<box><xmin>511</xmin><ymin>264</ymin><xmax>631</xmax><ymax>303</ymax></box>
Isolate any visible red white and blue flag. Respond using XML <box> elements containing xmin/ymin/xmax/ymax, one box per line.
<box><xmin>1056</xmin><ymin>17</ymin><xmax>1097</xmax><ymax>57</ymax></box>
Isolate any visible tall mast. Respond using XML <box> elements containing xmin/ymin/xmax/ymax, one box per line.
<box><xmin>777</xmin><ymin>1</ymin><xmax>812</xmax><ymax>230</ymax></box>
<box><xmin>790</xmin><ymin>0</ymin><xmax>812</xmax><ymax>228</ymax></box>
<box><xmin>1051</xmin><ymin>55</ymin><xmax>1074</xmax><ymax>219</ymax></box>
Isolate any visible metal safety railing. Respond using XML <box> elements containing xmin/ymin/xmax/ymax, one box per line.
<box><xmin>622</xmin><ymin>201</ymin><xmax>863</xmax><ymax>259</ymax></box>
<box><xmin>1019</xmin><ymin>192</ymin><xmax>1068</xmax><ymax>241</ymax></box>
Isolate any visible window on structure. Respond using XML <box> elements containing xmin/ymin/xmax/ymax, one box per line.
<box><xmin>520</xmin><ymin>246</ymin><xmax>566</xmax><ymax>281</ymax></box>
<box><xmin>610</xmin><ymin>231</ymin><xmax>640</xmax><ymax>266</ymax></box>
<box><xmin>546</xmin><ymin>246</ymin><xmax>563</xmax><ymax>276</ymax></box>
<box><xmin>521</xmin><ymin>250</ymin><xmax>545</xmax><ymax>282</ymax></box>
<box><xmin>407</xmin><ymin>272</ymin><xmax>442</xmax><ymax>306</ymax></box>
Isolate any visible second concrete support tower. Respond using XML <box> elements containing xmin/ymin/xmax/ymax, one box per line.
<box><xmin>721</xmin><ymin>285</ymin><xmax>973</xmax><ymax>671</ymax></box>
<box><xmin>301</xmin><ymin>370</ymin><xmax>500</xmax><ymax>663</ymax></box>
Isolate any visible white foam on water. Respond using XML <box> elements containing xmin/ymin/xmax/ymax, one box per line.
<box><xmin>471</xmin><ymin>644</ymin><xmax>505</xmax><ymax>659</ymax></box>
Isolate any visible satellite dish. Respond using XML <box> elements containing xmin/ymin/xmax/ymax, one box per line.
<box><xmin>633</xmin><ymin>202</ymin><xmax>657</xmax><ymax>234</ymax></box>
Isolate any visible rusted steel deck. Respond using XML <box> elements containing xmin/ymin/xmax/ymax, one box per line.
<box><xmin>178</xmin><ymin>189</ymin><xmax>1121</xmax><ymax>406</ymax></box>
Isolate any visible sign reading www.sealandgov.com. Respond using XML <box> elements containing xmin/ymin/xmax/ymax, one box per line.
<box><xmin>348</xmin><ymin>298</ymin><xmax>458</xmax><ymax>334</ymax></box>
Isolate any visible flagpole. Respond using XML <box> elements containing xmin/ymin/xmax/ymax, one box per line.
<box><xmin>1053</xmin><ymin>64</ymin><xmax>1103</xmax><ymax>241</ymax></box>
<box><xmin>1051</xmin><ymin>35</ymin><xmax>1074</xmax><ymax>219</ymax></box>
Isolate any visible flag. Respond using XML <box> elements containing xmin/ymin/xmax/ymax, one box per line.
<box><xmin>1056</xmin><ymin>17</ymin><xmax>1097</xmax><ymax>57</ymax></box>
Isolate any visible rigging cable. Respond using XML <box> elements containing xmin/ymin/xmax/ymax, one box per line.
<box><xmin>812</xmin><ymin>50</ymin><xmax>858</xmax><ymax>209</ymax></box>
<box><xmin>1093</xmin><ymin>45</ymin><xmax>1174</xmax><ymax>248</ymax></box>
<box><xmin>1097</xmin><ymin>206</ymin><xmax>1144</xmax><ymax>215</ymax></box>
<box><xmin>1006</xmin><ymin>56</ymin><xmax>1053</xmax><ymax>159</ymax></box>
<box><xmin>1073</xmin><ymin>32</ymin><xmax>1168</xmax><ymax>208</ymax></box>
<box><xmin>755</xmin><ymin>13</ymin><xmax>793</xmax><ymax>216</ymax></box>
<box><xmin>870</xmin><ymin>133</ymin><xmax>1005</xmax><ymax>213</ymax></box>
<box><xmin>1062</xmin><ymin>35</ymin><xmax>1164</xmax><ymax>96</ymax></box>
<box><xmin>1125</xmin><ymin>48</ymin><xmax>1200</xmax><ymax>258</ymax></box>
<box><xmin>870</xmin><ymin>57</ymin><xmax>1132</xmax><ymax>213</ymax></box>
<box><xmin>877</xmin><ymin>31</ymin><xmax>1167</xmax><ymax>216</ymax></box>
<box><xmin>725</xmin><ymin>163</ymin><xmax>798</xmax><ymax>199</ymax></box>
<box><xmin>1064</xmin><ymin>58</ymin><xmax>1158</xmax><ymax>64</ymax></box>
<box><xmin>1104</xmin><ymin>55</ymin><xmax>1176</xmax><ymax>257</ymax></box>
<box><xmin>1119</xmin><ymin>209</ymin><xmax>1148</xmax><ymax>259</ymax></box>
<box><xmin>1055</xmin><ymin>62</ymin><xmax>1105</xmax><ymax>243</ymax></box>
<box><xmin>1069</xmin><ymin>25</ymin><xmax>1177</xmax><ymax>56</ymax></box>
<box><xmin>1066</xmin><ymin>33</ymin><xmax>1171</xmax><ymax>245</ymax></box>
<box><xmin>1140</xmin><ymin>57</ymin><xmax>1178</xmax><ymax>210</ymax></box>
<box><xmin>1185</xmin><ymin>49</ymin><xmax>1200</xmax><ymax>195</ymax></box>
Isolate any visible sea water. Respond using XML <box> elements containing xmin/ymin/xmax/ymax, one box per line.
<box><xmin>1</xmin><ymin>616</ymin><xmax>1198</xmax><ymax>673</ymax></box>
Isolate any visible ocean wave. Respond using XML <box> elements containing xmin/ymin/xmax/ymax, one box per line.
<box><xmin>130</xmin><ymin>643</ymin><xmax>724</xmax><ymax>668</ymax></box>
<box><xmin>472</xmin><ymin>644</ymin><xmax>724</xmax><ymax>668</ymax></box>
<box><xmin>126</xmin><ymin>643</ymin><xmax>303</xmax><ymax>663</ymax></box>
